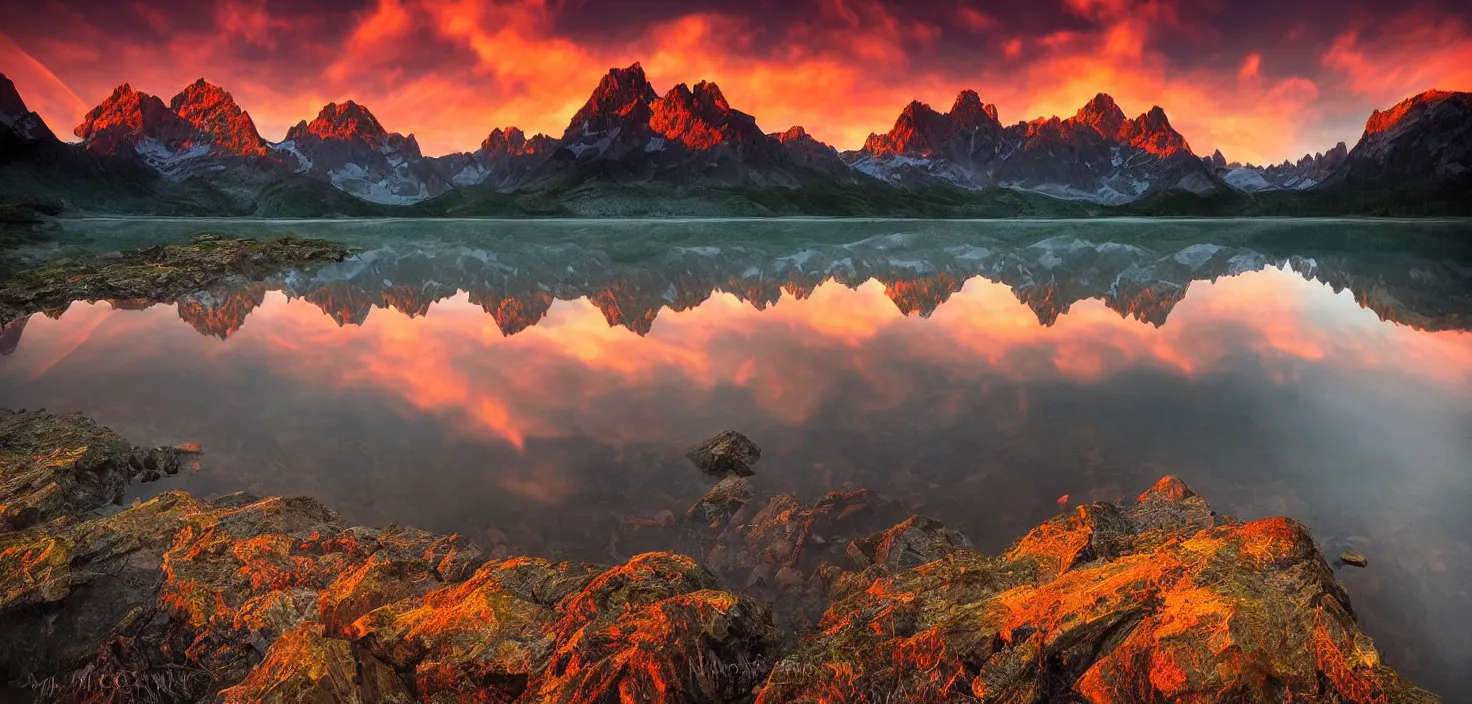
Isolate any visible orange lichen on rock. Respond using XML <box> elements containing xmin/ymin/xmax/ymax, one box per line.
<box><xmin>218</xmin><ymin>625</ymin><xmax>410</xmax><ymax>704</ymax></box>
<box><xmin>761</xmin><ymin>477</ymin><xmax>1439</xmax><ymax>704</ymax></box>
<box><xmin>1003</xmin><ymin>505</ymin><xmax>1099</xmax><ymax>578</ymax></box>
<box><xmin>1138</xmin><ymin>474</ymin><xmax>1194</xmax><ymax>502</ymax></box>
<box><xmin>0</xmin><ymin>411</ymin><xmax>1442</xmax><ymax>702</ymax></box>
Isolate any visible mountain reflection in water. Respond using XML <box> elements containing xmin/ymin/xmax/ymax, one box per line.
<box><xmin>0</xmin><ymin>226</ymin><xmax>1470</xmax><ymax>695</ymax></box>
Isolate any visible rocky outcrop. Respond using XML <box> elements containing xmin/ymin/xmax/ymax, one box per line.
<box><xmin>687</xmin><ymin>430</ymin><xmax>762</xmax><ymax>478</ymax></box>
<box><xmin>0</xmin><ymin>415</ymin><xmax>1443</xmax><ymax>702</ymax></box>
<box><xmin>1</xmin><ymin>418</ymin><xmax>1440</xmax><ymax>702</ymax></box>
<box><xmin>757</xmin><ymin>477</ymin><xmax>1438</xmax><ymax>703</ymax></box>
<box><xmin>0</xmin><ymin>413</ymin><xmax>785</xmax><ymax>703</ymax></box>
<box><xmin>0</xmin><ymin>234</ymin><xmax>351</xmax><ymax>327</ymax></box>
<box><xmin>0</xmin><ymin>409</ymin><xmax>186</xmax><ymax>530</ymax></box>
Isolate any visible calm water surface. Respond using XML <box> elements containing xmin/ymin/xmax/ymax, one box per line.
<box><xmin>1</xmin><ymin>219</ymin><xmax>1470</xmax><ymax>695</ymax></box>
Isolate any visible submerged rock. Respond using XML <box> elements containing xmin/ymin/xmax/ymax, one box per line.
<box><xmin>687</xmin><ymin>430</ymin><xmax>762</xmax><ymax>478</ymax></box>
<box><xmin>1342</xmin><ymin>549</ymin><xmax>1370</xmax><ymax>567</ymax></box>
<box><xmin>687</xmin><ymin>475</ymin><xmax>753</xmax><ymax>526</ymax></box>
<box><xmin>0</xmin><ymin>234</ymin><xmax>351</xmax><ymax>326</ymax></box>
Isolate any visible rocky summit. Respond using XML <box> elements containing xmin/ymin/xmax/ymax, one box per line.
<box><xmin>73</xmin><ymin>83</ymin><xmax>201</xmax><ymax>157</ymax></box>
<box><xmin>0</xmin><ymin>412</ymin><xmax>1439</xmax><ymax>702</ymax></box>
<box><xmin>849</xmin><ymin>90</ymin><xmax>1209</xmax><ymax>203</ymax></box>
<box><xmin>0</xmin><ymin>74</ymin><xmax>55</xmax><ymax>142</ymax></box>
<box><xmin>169</xmin><ymin>78</ymin><xmax>268</xmax><ymax>157</ymax></box>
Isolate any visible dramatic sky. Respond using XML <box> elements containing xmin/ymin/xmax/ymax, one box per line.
<box><xmin>3</xmin><ymin>0</ymin><xmax>1470</xmax><ymax>164</ymax></box>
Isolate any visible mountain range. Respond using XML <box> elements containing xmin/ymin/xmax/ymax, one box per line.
<box><xmin>3</xmin><ymin>232</ymin><xmax>1466</xmax><ymax>353</ymax></box>
<box><xmin>1</xmin><ymin>66</ymin><xmax>1469</xmax><ymax>217</ymax></box>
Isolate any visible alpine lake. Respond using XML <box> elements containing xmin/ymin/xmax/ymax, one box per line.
<box><xmin>2</xmin><ymin>217</ymin><xmax>1469</xmax><ymax>696</ymax></box>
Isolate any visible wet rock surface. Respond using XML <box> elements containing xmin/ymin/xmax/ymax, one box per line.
<box><xmin>0</xmin><ymin>233</ymin><xmax>351</xmax><ymax>326</ymax></box>
<box><xmin>758</xmin><ymin>477</ymin><xmax>1439</xmax><ymax>704</ymax></box>
<box><xmin>0</xmin><ymin>408</ymin><xmax>183</xmax><ymax>530</ymax></box>
<box><xmin>0</xmin><ymin>411</ymin><xmax>1441</xmax><ymax>703</ymax></box>
<box><xmin>687</xmin><ymin>430</ymin><xmax>762</xmax><ymax>478</ymax></box>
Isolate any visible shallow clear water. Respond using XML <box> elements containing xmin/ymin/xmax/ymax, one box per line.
<box><xmin>2</xmin><ymin>219</ymin><xmax>1470</xmax><ymax>695</ymax></box>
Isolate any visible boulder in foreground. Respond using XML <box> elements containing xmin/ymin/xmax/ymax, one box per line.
<box><xmin>687</xmin><ymin>430</ymin><xmax>762</xmax><ymax>478</ymax></box>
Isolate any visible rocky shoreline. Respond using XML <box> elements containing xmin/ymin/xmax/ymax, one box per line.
<box><xmin>0</xmin><ymin>409</ymin><xmax>1440</xmax><ymax>703</ymax></box>
<box><xmin>0</xmin><ymin>234</ymin><xmax>351</xmax><ymax>327</ymax></box>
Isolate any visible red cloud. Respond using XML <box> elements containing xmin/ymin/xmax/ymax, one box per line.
<box><xmin>2</xmin><ymin>0</ymin><xmax>1468</xmax><ymax>163</ymax></box>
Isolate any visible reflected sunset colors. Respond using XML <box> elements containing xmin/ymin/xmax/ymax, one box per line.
<box><xmin>1</xmin><ymin>228</ymin><xmax>1471</xmax><ymax>693</ymax></box>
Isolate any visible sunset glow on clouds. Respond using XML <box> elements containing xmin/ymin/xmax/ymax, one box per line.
<box><xmin>2</xmin><ymin>0</ymin><xmax>1471</xmax><ymax>165</ymax></box>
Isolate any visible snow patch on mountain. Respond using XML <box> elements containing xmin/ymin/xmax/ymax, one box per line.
<box><xmin>452</xmin><ymin>163</ymin><xmax>489</xmax><ymax>186</ymax></box>
<box><xmin>329</xmin><ymin>163</ymin><xmax>429</xmax><ymax>205</ymax></box>
<box><xmin>1224</xmin><ymin>168</ymin><xmax>1275</xmax><ymax>192</ymax></box>
<box><xmin>134</xmin><ymin>139</ymin><xmax>211</xmax><ymax>181</ymax></box>
<box><xmin>268</xmin><ymin>140</ymin><xmax>313</xmax><ymax>173</ymax></box>
<box><xmin>1009</xmin><ymin>182</ymin><xmax>1137</xmax><ymax>205</ymax></box>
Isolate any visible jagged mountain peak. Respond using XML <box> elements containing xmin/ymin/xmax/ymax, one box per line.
<box><xmin>288</xmin><ymin>100</ymin><xmax>390</xmax><ymax>144</ymax></box>
<box><xmin>1122</xmin><ymin>105</ymin><xmax>1191</xmax><ymax>157</ymax></box>
<box><xmin>169</xmin><ymin>78</ymin><xmax>266</xmax><ymax>157</ymax></box>
<box><xmin>74</xmin><ymin>82</ymin><xmax>197</xmax><ymax>154</ymax></box>
<box><xmin>563</xmin><ymin>63</ymin><xmax>659</xmax><ymax>142</ymax></box>
<box><xmin>864</xmin><ymin>100</ymin><xmax>953</xmax><ymax>156</ymax></box>
<box><xmin>1071</xmin><ymin>92</ymin><xmax>1124</xmax><ymax>137</ymax></box>
<box><xmin>480</xmin><ymin>126</ymin><xmax>558</xmax><ymax>157</ymax></box>
<box><xmin>0</xmin><ymin>73</ymin><xmax>29</xmax><ymax>118</ymax></box>
<box><xmin>1084</xmin><ymin>92</ymin><xmax>1123</xmax><ymax>112</ymax></box>
<box><xmin>692</xmin><ymin>81</ymin><xmax>730</xmax><ymax>111</ymax></box>
<box><xmin>950</xmin><ymin>89</ymin><xmax>1001</xmax><ymax>129</ymax></box>
<box><xmin>774</xmin><ymin>125</ymin><xmax>809</xmax><ymax>143</ymax></box>
<box><xmin>1332</xmin><ymin>88</ymin><xmax>1471</xmax><ymax>190</ymax></box>
<box><xmin>482</xmin><ymin>126</ymin><xmax>526</xmax><ymax>151</ymax></box>
<box><xmin>658</xmin><ymin>80</ymin><xmax>735</xmax><ymax>115</ymax></box>
<box><xmin>1364</xmin><ymin>89</ymin><xmax>1472</xmax><ymax>135</ymax></box>
<box><xmin>650</xmin><ymin>79</ymin><xmax>763</xmax><ymax>150</ymax></box>
<box><xmin>898</xmin><ymin>99</ymin><xmax>940</xmax><ymax>121</ymax></box>
<box><xmin>0</xmin><ymin>73</ymin><xmax>56</xmax><ymax>141</ymax></box>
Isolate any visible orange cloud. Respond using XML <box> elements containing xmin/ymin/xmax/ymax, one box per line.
<box><xmin>1322</xmin><ymin>13</ymin><xmax>1472</xmax><ymax>105</ymax></box>
<box><xmin>4</xmin><ymin>0</ymin><xmax>1470</xmax><ymax>163</ymax></box>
